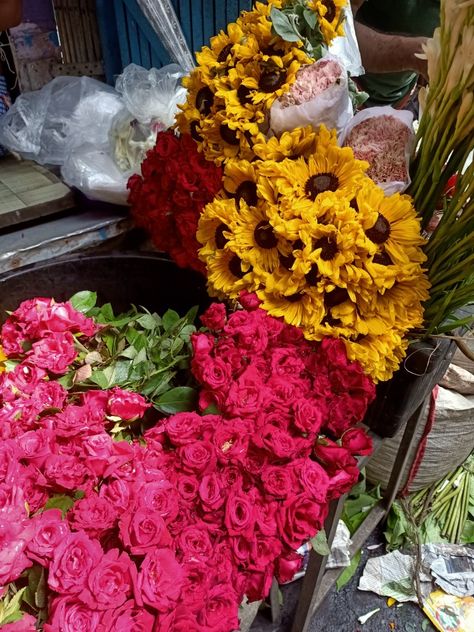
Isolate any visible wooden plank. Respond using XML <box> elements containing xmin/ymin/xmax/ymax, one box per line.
<box><xmin>190</xmin><ymin>0</ymin><xmax>204</xmax><ymax>53</ymax></box>
<box><xmin>20</xmin><ymin>183</ymin><xmax>71</xmax><ymax>206</ymax></box>
<box><xmin>127</xmin><ymin>16</ymin><xmax>142</xmax><ymax>65</ymax></box>
<box><xmin>214</xmin><ymin>0</ymin><xmax>227</xmax><ymax>35</ymax></box>
<box><xmin>177</xmin><ymin>0</ymin><xmax>193</xmax><ymax>53</ymax></box>
<box><xmin>139</xmin><ymin>33</ymin><xmax>151</xmax><ymax>69</ymax></box>
<box><xmin>202</xmin><ymin>0</ymin><xmax>215</xmax><ymax>48</ymax></box>
<box><xmin>115</xmin><ymin>0</ymin><xmax>132</xmax><ymax>67</ymax></box>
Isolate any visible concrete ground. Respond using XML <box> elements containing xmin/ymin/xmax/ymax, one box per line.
<box><xmin>251</xmin><ymin>527</ymin><xmax>436</xmax><ymax>632</ymax></box>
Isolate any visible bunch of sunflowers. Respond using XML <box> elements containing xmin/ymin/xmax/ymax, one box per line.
<box><xmin>176</xmin><ymin>0</ymin><xmax>346</xmax><ymax>164</ymax></box>
<box><xmin>197</xmin><ymin>126</ymin><xmax>429</xmax><ymax>382</ymax></box>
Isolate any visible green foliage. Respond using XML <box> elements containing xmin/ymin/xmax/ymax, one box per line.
<box><xmin>0</xmin><ymin>588</ymin><xmax>27</xmax><ymax>626</ymax></box>
<box><xmin>342</xmin><ymin>472</ymin><xmax>382</xmax><ymax>535</ymax></box>
<box><xmin>63</xmin><ymin>299</ymin><xmax>199</xmax><ymax>424</ymax></box>
<box><xmin>336</xmin><ymin>549</ymin><xmax>361</xmax><ymax>590</ymax></box>
<box><xmin>310</xmin><ymin>528</ymin><xmax>330</xmax><ymax>555</ymax></box>
<box><xmin>270</xmin><ymin>3</ymin><xmax>326</xmax><ymax>59</ymax></box>
<box><xmin>43</xmin><ymin>494</ymin><xmax>76</xmax><ymax>517</ymax></box>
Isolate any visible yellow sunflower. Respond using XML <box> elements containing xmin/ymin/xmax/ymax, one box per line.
<box><xmin>342</xmin><ymin>330</ymin><xmax>410</xmax><ymax>383</ymax></box>
<box><xmin>258</xmin><ymin>126</ymin><xmax>369</xmax><ymax>202</ymax></box>
<box><xmin>196</xmin><ymin>22</ymin><xmax>245</xmax><ymax>75</ymax></box>
<box><xmin>197</xmin><ymin>110</ymin><xmax>259</xmax><ymax>164</ymax></box>
<box><xmin>354</xmin><ymin>183</ymin><xmax>427</xmax><ymax>266</ymax></box>
<box><xmin>252</xmin><ymin>126</ymin><xmax>319</xmax><ymax>162</ymax></box>
<box><xmin>227</xmin><ymin>200</ymin><xmax>293</xmax><ymax>272</ymax></box>
<box><xmin>197</xmin><ymin>198</ymin><xmax>239</xmax><ymax>257</ymax></box>
<box><xmin>257</xmin><ymin>284</ymin><xmax>325</xmax><ymax>329</ymax></box>
<box><xmin>206</xmin><ymin>247</ymin><xmax>257</xmax><ymax>300</ymax></box>
<box><xmin>308</xmin><ymin>0</ymin><xmax>346</xmax><ymax>46</ymax></box>
<box><xmin>176</xmin><ymin>70</ymin><xmax>217</xmax><ymax>137</ymax></box>
<box><xmin>0</xmin><ymin>346</ymin><xmax>6</xmax><ymax>373</ymax></box>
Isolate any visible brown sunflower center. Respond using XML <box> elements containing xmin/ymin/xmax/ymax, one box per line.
<box><xmin>235</xmin><ymin>181</ymin><xmax>258</xmax><ymax>207</ymax></box>
<box><xmin>195</xmin><ymin>87</ymin><xmax>214</xmax><ymax>116</ymax></box>
<box><xmin>349</xmin><ymin>198</ymin><xmax>359</xmax><ymax>212</ymax></box>
<box><xmin>314</xmin><ymin>236</ymin><xmax>338</xmax><ymax>260</ymax></box>
<box><xmin>259</xmin><ymin>69</ymin><xmax>287</xmax><ymax>93</ymax></box>
<box><xmin>254</xmin><ymin>221</ymin><xmax>278</xmax><ymax>249</ymax></box>
<box><xmin>305</xmin><ymin>265</ymin><xmax>320</xmax><ymax>287</ymax></box>
<box><xmin>215</xmin><ymin>223</ymin><xmax>229</xmax><ymax>249</ymax></box>
<box><xmin>217</xmin><ymin>43</ymin><xmax>233</xmax><ymax>63</ymax></box>
<box><xmin>322</xmin><ymin>0</ymin><xmax>337</xmax><ymax>22</ymax></box>
<box><xmin>305</xmin><ymin>172</ymin><xmax>339</xmax><ymax>200</ymax></box>
<box><xmin>286</xmin><ymin>293</ymin><xmax>302</xmax><ymax>303</ymax></box>
<box><xmin>322</xmin><ymin>313</ymin><xmax>342</xmax><ymax>327</ymax></box>
<box><xmin>324</xmin><ymin>288</ymin><xmax>349</xmax><ymax>308</ymax></box>
<box><xmin>280</xmin><ymin>253</ymin><xmax>295</xmax><ymax>271</ymax></box>
<box><xmin>237</xmin><ymin>84</ymin><xmax>253</xmax><ymax>105</ymax></box>
<box><xmin>228</xmin><ymin>255</ymin><xmax>245</xmax><ymax>279</ymax></box>
<box><xmin>373</xmin><ymin>251</ymin><xmax>393</xmax><ymax>266</ymax></box>
<box><xmin>366</xmin><ymin>213</ymin><xmax>391</xmax><ymax>244</ymax></box>
<box><xmin>190</xmin><ymin>121</ymin><xmax>202</xmax><ymax>143</ymax></box>
<box><xmin>220</xmin><ymin>124</ymin><xmax>240</xmax><ymax>146</ymax></box>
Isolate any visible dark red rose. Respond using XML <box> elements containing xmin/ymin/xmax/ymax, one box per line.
<box><xmin>341</xmin><ymin>427</ymin><xmax>373</xmax><ymax>456</ymax></box>
<box><xmin>280</xmin><ymin>494</ymin><xmax>328</xmax><ymax>549</ymax></box>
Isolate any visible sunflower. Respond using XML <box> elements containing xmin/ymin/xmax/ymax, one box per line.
<box><xmin>197</xmin><ymin>198</ymin><xmax>239</xmax><ymax>257</ymax></box>
<box><xmin>222</xmin><ymin>159</ymin><xmax>261</xmax><ymax>203</ymax></box>
<box><xmin>176</xmin><ymin>70</ymin><xmax>217</xmax><ymax>138</ymax></box>
<box><xmin>257</xmin><ymin>284</ymin><xmax>325</xmax><ymax>329</ymax></box>
<box><xmin>342</xmin><ymin>330</ymin><xmax>410</xmax><ymax>383</ymax></box>
<box><xmin>228</xmin><ymin>200</ymin><xmax>293</xmax><ymax>272</ymax></box>
<box><xmin>354</xmin><ymin>183</ymin><xmax>427</xmax><ymax>266</ymax></box>
<box><xmin>196</xmin><ymin>22</ymin><xmax>246</xmax><ymax>75</ymax></box>
<box><xmin>198</xmin><ymin>110</ymin><xmax>259</xmax><ymax>164</ymax></box>
<box><xmin>308</xmin><ymin>0</ymin><xmax>346</xmax><ymax>46</ymax></box>
<box><xmin>0</xmin><ymin>346</ymin><xmax>6</xmax><ymax>373</ymax></box>
<box><xmin>258</xmin><ymin>126</ymin><xmax>369</xmax><ymax>202</ymax></box>
<box><xmin>206</xmin><ymin>247</ymin><xmax>257</xmax><ymax>299</ymax></box>
<box><xmin>252</xmin><ymin>126</ymin><xmax>319</xmax><ymax>162</ymax></box>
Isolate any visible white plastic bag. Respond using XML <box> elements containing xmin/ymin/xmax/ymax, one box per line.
<box><xmin>109</xmin><ymin>110</ymin><xmax>157</xmax><ymax>173</ymax></box>
<box><xmin>0</xmin><ymin>76</ymin><xmax>120</xmax><ymax>165</ymax></box>
<box><xmin>341</xmin><ymin>106</ymin><xmax>414</xmax><ymax>195</ymax></box>
<box><xmin>328</xmin><ymin>1</ymin><xmax>364</xmax><ymax>77</ymax></box>
<box><xmin>269</xmin><ymin>55</ymin><xmax>353</xmax><ymax>136</ymax></box>
<box><xmin>61</xmin><ymin>144</ymin><xmax>131</xmax><ymax>206</ymax></box>
<box><xmin>114</xmin><ymin>63</ymin><xmax>187</xmax><ymax>127</ymax></box>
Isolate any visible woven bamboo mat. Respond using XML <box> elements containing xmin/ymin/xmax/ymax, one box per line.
<box><xmin>0</xmin><ymin>157</ymin><xmax>75</xmax><ymax>229</ymax></box>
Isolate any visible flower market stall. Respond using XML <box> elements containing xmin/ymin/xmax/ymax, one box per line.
<box><xmin>0</xmin><ymin>0</ymin><xmax>473</xmax><ymax>631</ymax></box>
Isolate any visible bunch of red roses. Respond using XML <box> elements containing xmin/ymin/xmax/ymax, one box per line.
<box><xmin>127</xmin><ymin>131</ymin><xmax>222</xmax><ymax>274</ymax></box>
<box><xmin>0</xmin><ymin>295</ymin><xmax>374</xmax><ymax>631</ymax></box>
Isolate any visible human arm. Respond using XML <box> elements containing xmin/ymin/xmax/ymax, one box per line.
<box><xmin>0</xmin><ymin>0</ymin><xmax>22</xmax><ymax>31</ymax></box>
<box><xmin>350</xmin><ymin>2</ymin><xmax>428</xmax><ymax>78</ymax></box>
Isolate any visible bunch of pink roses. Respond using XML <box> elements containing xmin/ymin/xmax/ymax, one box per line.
<box><xmin>0</xmin><ymin>295</ymin><xmax>374</xmax><ymax>631</ymax></box>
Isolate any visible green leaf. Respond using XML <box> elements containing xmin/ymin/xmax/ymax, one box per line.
<box><xmin>270</xmin><ymin>7</ymin><xmax>301</xmax><ymax>42</ymax></box>
<box><xmin>120</xmin><ymin>346</ymin><xmax>138</xmax><ymax>360</ymax></box>
<box><xmin>162</xmin><ymin>309</ymin><xmax>180</xmax><ymax>331</ymax></box>
<box><xmin>0</xmin><ymin>588</ymin><xmax>27</xmax><ymax>626</ymax></box>
<box><xmin>461</xmin><ymin>519</ymin><xmax>474</xmax><ymax>544</ymax></box>
<box><xmin>303</xmin><ymin>7</ymin><xmax>317</xmax><ymax>30</ymax></box>
<box><xmin>43</xmin><ymin>495</ymin><xmax>75</xmax><ymax>516</ymax></box>
<box><xmin>70</xmin><ymin>291</ymin><xmax>97</xmax><ymax>314</ymax></box>
<box><xmin>99</xmin><ymin>302</ymin><xmax>115</xmax><ymax>321</ymax></box>
<box><xmin>137</xmin><ymin>314</ymin><xmax>158</xmax><ymax>330</ymax></box>
<box><xmin>156</xmin><ymin>386</ymin><xmax>197</xmax><ymax>414</ymax></box>
<box><xmin>203</xmin><ymin>403</ymin><xmax>221</xmax><ymax>415</ymax></box>
<box><xmin>35</xmin><ymin>568</ymin><xmax>47</xmax><ymax>609</ymax></box>
<box><xmin>132</xmin><ymin>348</ymin><xmax>148</xmax><ymax>367</ymax></box>
<box><xmin>336</xmin><ymin>549</ymin><xmax>361</xmax><ymax>590</ymax></box>
<box><xmin>57</xmin><ymin>372</ymin><xmax>75</xmax><ymax>389</ymax></box>
<box><xmin>184</xmin><ymin>305</ymin><xmax>199</xmax><ymax>324</ymax></box>
<box><xmin>310</xmin><ymin>529</ymin><xmax>331</xmax><ymax>556</ymax></box>
<box><xmin>89</xmin><ymin>369</ymin><xmax>111</xmax><ymax>390</ymax></box>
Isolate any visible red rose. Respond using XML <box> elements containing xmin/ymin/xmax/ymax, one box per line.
<box><xmin>199</xmin><ymin>473</ymin><xmax>225</xmax><ymax>510</ymax></box>
<box><xmin>154</xmin><ymin>131</ymin><xmax>180</xmax><ymax>158</ymax></box>
<box><xmin>196</xmin><ymin>584</ymin><xmax>240</xmax><ymax>632</ymax></box>
<box><xmin>200</xmin><ymin>303</ymin><xmax>227</xmax><ymax>331</ymax></box>
<box><xmin>224</xmin><ymin>310</ymin><xmax>269</xmax><ymax>353</ymax></box>
<box><xmin>43</xmin><ymin>455</ymin><xmax>96</xmax><ymax>493</ymax></box>
<box><xmin>179</xmin><ymin>440</ymin><xmax>217</xmax><ymax>474</ymax></box>
<box><xmin>261</xmin><ymin>465</ymin><xmax>296</xmax><ymax>499</ymax></box>
<box><xmin>258</xmin><ymin>424</ymin><xmax>298</xmax><ymax>459</ymax></box>
<box><xmin>178</xmin><ymin>523</ymin><xmax>213</xmax><ymax>562</ymax></box>
<box><xmin>224</xmin><ymin>489</ymin><xmax>256</xmax><ymax>537</ymax></box>
<box><xmin>175</xmin><ymin>473</ymin><xmax>200</xmax><ymax>502</ymax></box>
<box><xmin>238</xmin><ymin>291</ymin><xmax>261</xmax><ymax>311</ymax></box>
<box><xmin>280</xmin><ymin>494</ymin><xmax>328</xmax><ymax>549</ymax></box>
<box><xmin>212</xmin><ymin>419</ymin><xmax>250</xmax><ymax>464</ymax></box>
<box><xmin>225</xmin><ymin>367</ymin><xmax>269</xmax><ymax>417</ymax></box>
<box><xmin>68</xmin><ymin>493</ymin><xmax>117</xmax><ymax>538</ymax></box>
<box><xmin>48</xmin><ymin>531</ymin><xmax>103</xmax><ymax>595</ymax></box>
<box><xmin>275</xmin><ymin>550</ymin><xmax>304</xmax><ymax>584</ymax></box>
<box><xmin>29</xmin><ymin>332</ymin><xmax>77</xmax><ymax>374</ymax></box>
<box><xmin>141</xmin><ymin>480</ymin><xmax>179</xmax><ymax>524</ymax></box>
<box><xmin>181</xmin><ymin>561</ymin><xmax>209</xmax><ymax>605</ymax></box>
<box><xmin>242</xmin><ymin>566</ymin><xmax>274</xmax><ymax>603</ymax></box>
<box><xmin>98</xmin><ymin>600</ymin><xmax>156</xmax><ymax>632</ymax></box>
<box><xmin>297</xmin><ymin>459</ymin><xmax>330</xmax><ymax>503</ymax></box>
<box><xmin>199</xmin><ymin>357</ymin><xmax>232</xmax><ymax>394</ymax></box>
<box><xmin>292</xmin><ymin>398</ymin><xmax>326</xmax><ymax>435</ymax></box>
<box><xmin>341</xmin><ymin>427</ymin><xmax>373</xmax><ymax>456</ymax></box>
<box><xmin>43</xmin><ymin>597</ymin><xmax>102</xmax><ymax>632</ymax></box>
<box><xmin>314</xmin><ymin>439</ymin><xmax>360</xmax><ymax>497</ymax></box>
<box><xmin>137</xmin><ymin>548</ymin><xmax>183</xmax><ymax>612</ymax></box>
<box><xmin>165</xmin><ymin>411</ymin><xmax>203</xmax><ymax>446</ymax></box>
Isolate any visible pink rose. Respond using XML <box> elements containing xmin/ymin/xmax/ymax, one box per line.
<box><xmin>84</xmin><ymin>548</ymin><xmax>137</xmax><ymax>610</ymax></box>
<box><xmin>119</xmin><ymin>504</ymin><xmax>171</xmax><ymax>555</ymax></box>
<box><xmin>107</xmin><ymin>387</ymin><xmax>150</xmax><ymax>420</ymax></box>
<box><xmin>0</xmin><ymin>320</ymin><xmax>27</xmax><ymax>356</ymax></box>
<box><xmin>27</xmin><ymin>509</ymin><xmax>70</xmax><ymax>566</ymax></box>
<box><xmin>271</xmin><ymin>347</ymin><xmax>306</xmax><ymax>379</ymax></box>
<box><xmin>19</xmin><ymin>466</ymin><xmax>48</xmax><ymax>513</ymax></box>
<box><xmin>0</xmin><ymin>519</ymin><xmax>34</xmax><ymax>585</ymax></box>
<box><xmin>43</xmin><ymin>455</ymin><xmax>95</xmax><ymax>493</ymax></box>
<box><xmin>31</xmin><ymin>380</ymin><xmax>67</xmax><ymax>412</ymax></box>
<box><xmin>199</xmin><ymin>473</ymin><xmax>225</xmax><ymax>511</ymax></box>
<box><xmin>341</xmin><ymin>427</ymin><xmax>373</xmax><ymax>456</ymax></box>
<box><xmin>141</xmin><ymin>481</ymin><xmax>179</xmax><ymax>524</ymax></box>
<box><xmin>48</xmin><ymin>531</ymin><xmax>103</xmax><ymax>595</ymax></box>
<box><xmin>0</xmin><ymin>440</ymin><xmax>22</xmax><ymax>484</ymax></box>
<box><xmin>0</xmin><ymin>484</ymin><xmax>27</xmax><ymax>520</ymax></box>
<box><xmin>243</xmin><ymin>566</ymin><xmax>274</xmax><ymax>602</ymax></box>
<box><xmin>181</xmin><ymin>561</ymin><xmax>209</xmax><ymax>605</ymax></box>
<box><xmin>198</xmin><ymin>358</ymin><xmax>231</xmax><ymax>395</ymax></box>
<box><xmin>29</xmin><ymin>332</ymin><xmax>77</xmax><ymax>374</ymax></box>
<box><xmin>224</xmin><ymin>367</ymin><xmax>269</xmax><ymax>417</ymax></box>
<box><xmin>99</xmin><ymin>478</ymin><xmax>133</xmax><ymax>514</ymax></box>
<box><xmin>175</xmin><ymin>474</ymin><xmax>200</xmax><ymax>502</ymax></box>
<box><xmin>200</xmin><ymin>303</ymin><xmax>227</xmax><ymax>330</ymax></box>
<box><xmin>81</xmin><ymin>433</ymin><xmax>114</xmax><ymax>476</ymax></box>
<box><xmin>2</xmin><ymin>363</ymin><xmax>47</xmax><ymax>398</ymax></box>
<box><xmin>224</xmin><ymin>310</ymin><xmax>268</xmax><ymax>353</ymax></box>
<box><xmin>17</xmin><ymin>429</ymin><xmax>54</xmax><ymax>467</ymax></box>
<box><xmin>39</xmin><ymin>301</ymin><xmax>98</xmax><ymax>337</ymax></box>
<box><xmin>68</xmin><ymin>493</ymin><xmax>118</xmax><ymax>538</ymax></box>
<box><xmin>212</xmin><ymin>419</ymin><xmax>250</xmax><ymax>464</ymax></box>
<box><xmin>137</xmin><ymin>548</ymin><xmax>183</xmax><ymax>612</ymax></box>
<box><xmin>44</xmin><ymin>596</ymin><xmax>102</xmax><ymax>632</ymax></box>
<box><xmin>164</xmin><ymin>412</ymin><xmax>203</xmax><ymax>445</ymax></box>
<box><xmin>98</xmin><ymin>600</ymin><xmax>156</xmax><ymax>632</ymax></box>
<box><xmin>258</xmin><ymin>425</ymin><xmax>298</xmax><ymax>459</ymax></box>
<box><xmin>0</xmin><ymin>613</ymin><xmax>37</xmax><ymax>631</ymax></box>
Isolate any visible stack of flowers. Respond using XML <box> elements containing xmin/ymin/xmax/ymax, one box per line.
<box><xmin>0</xmin><ymin>294</ymin><xmax>374</xmax><ymax>630</ymax></box>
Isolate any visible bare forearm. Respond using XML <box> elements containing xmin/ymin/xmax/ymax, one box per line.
<box><xmin>354</xmin><ymin>21</ymin><xmax>427</xmax><ymax>76</ymax></box>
